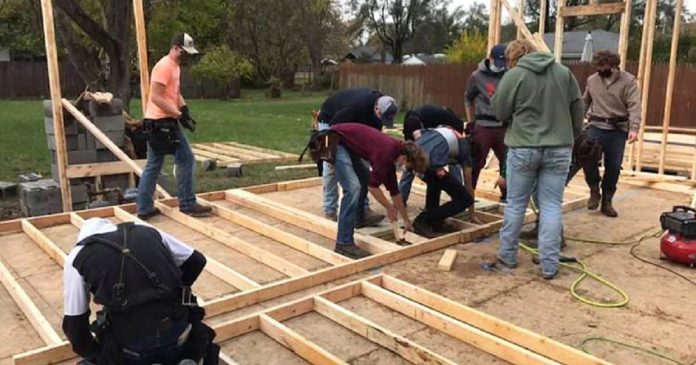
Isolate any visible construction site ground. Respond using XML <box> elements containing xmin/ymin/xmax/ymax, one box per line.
<box><xmin>1</xmin><ymin>178</ymin><xmax>695</xmax><ymax>365</ymax></box>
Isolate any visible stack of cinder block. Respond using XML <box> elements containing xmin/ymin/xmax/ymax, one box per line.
<box><xmin>43</xmin><ymin>99</ymin><xmax>130</xmax><ymax>211</ymax></box>
<box><xmin>18</xmin><ymin>177</ymin><xmax>62</xmax><ymax>217</ymax></box>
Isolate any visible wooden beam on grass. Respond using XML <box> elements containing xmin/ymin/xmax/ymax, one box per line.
<box><xmin>226</xmin><ymin>190</ymin><xmax>400</xmax><ymax>254</ymax></box>
<box><xmin>360</xmin><ymin>282</ymin><xmax>558</xmax><ymax>365</ymax></box>
<box><xmin>635</xmin><ymin>0</ymin><xmax>658</xmax><ymax>172</ymax></box>
<box><xmin>379</xmin><ymin>275</ymin><xmax>613</xmax><ymax>365</ymax></box>
<box><xmin>560</xmin><ymin>2</ymin><xmax>625</xmax><ymax>17</ymax></box>
<box><xmin>198</xmin><ymin>198</ymin><xmax>351</xmax><ymax>265</ymax></box>
<box><xmin>0</xmin><ymin>257</ymin><xmax>63</xmax><ymax>345</ymax></box>
<box><xmin>112</xmin><ymin>206</ymin><xmax>261</xmax><ymax>291</ymax></box>
<box><xmin>258</xmin><ymin>314</ymin><xmax>348</xmax><ymax>365</ymax></box>
<box><xmin>224</xmin><ymin>141</ymin><xmax>298</xmax><ymax>159</ymax></box>
<box><xmin>194</xmin><ymin>144</ymin><xmax>258</xmax><ymax>161</ymax></box>
<box><xmin>153</xmin><ymin>202</ymin><xmax>310</xmax><ymax>277</ymax></box>
<box><xmin>658</xmin><ymin>0</ymin><xmax>683</xmax><ymax>175</ymax></box>
<box><xmin>208</xmin><ymin>142</ymin><xmax>279</xmax><ymax>159</ymax></box>
<box><xmin>132</xmin><ymin>0</ymin><xmax>150</xmax><ymax>113</ymax></box>
<box><xmin>314</xmin><ymin>296</ymin><xmax>457</xmax><ymax>365</ymax></box>
<box><xmin>21</xmin><ymin>220</ymin><xmax>67</xmax><ymax>267</ymax></box>
<box><xmin>40</xmin><ymin>0</ymin><xmax>71</xmax><ymax>211</ymax></box>
<box><xmin>61</xmin><ymin>99</ymin><xmax>171</xmax><ymax>198</ymax></box>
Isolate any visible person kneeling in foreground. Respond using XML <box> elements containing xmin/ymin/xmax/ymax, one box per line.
<box><xmin>403</xmin><ymin>126</ymin><xmax>476</xmax><ymax>238</ymax></box>
<box><xmin>63</xmin><ymin>218</ymin><xmax>219</xmax><ymax>364</ymax></box>
<box><xmin>330</xmin><ymin>123</ymin><xmax>428</xmax><ymax>259</ymax></box>
<box><xmin>490</xmin><ymin>40</ymin><xmax>583</xmax><ymax>280</ymax></box>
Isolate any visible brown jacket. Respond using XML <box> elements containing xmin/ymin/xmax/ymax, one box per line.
<box><xmin>583</xmin><ymin>70</ymin><xmax>641</xmax><ymax>132</ymax></box>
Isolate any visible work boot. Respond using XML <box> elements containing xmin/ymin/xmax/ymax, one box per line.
<box><xmin>325</xmin><ymin>212</ymin><xmax>337</xmax><ymax>222</ymax></box>
<box><xmin>356</xmin><ymin>209</ymin><xmax>385</xmax><ymax>228</ymax></box>
<box><xmin>334</xmin><ymin>243</ymin><xmax>371</xmax><ymax>259</ymax></box>
<box><xmin>137</xmin><ymin>207</ymin><xmax>161</xmax><ymax>221</ymax></box>
<box><xmin>601</xmin><ymin>193</ymin><xmax>618</xmax><ymax>217</ymax></box>
<box><xmin>587</xmin><ymin>185</ymin><xmax>601</xmax><ymax>210</ymax></box>
<box><xmin>413</xmin><ymin>214</ymin><xmax>436</xmax><ymax>238</ymax></box>
<box><xmin>181</xmin><ymin>203</ymin><xmax>212</xmax><ymax>217</ymax></box>
<box><xmin>519</xmin><ymin>222</ymin><xmax>539</xmax><ymax>240</ymax></box>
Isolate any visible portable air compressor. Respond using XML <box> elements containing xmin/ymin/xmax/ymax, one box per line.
<box><xmin>659</xmin><ymin>206</ymin><xmax>696</xmax><ymax>267</ymax></box>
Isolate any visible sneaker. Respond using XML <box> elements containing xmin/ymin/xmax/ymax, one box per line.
<box><xmin>356</xmin><ymin>209</ymin><xmax>385</xmax><ymax>228</ymax></box>
<box><xmin>495</xmin><ymin>256</ymin><xmax>518</xmax><ymax>269</ymax></box>
<box><xmin>325</xmin><ymin>212</ymin><xmax>337</xmax><ymax>222</ymax></box>
<box><xmin>180</xmin><ymin>203</ymin><xmax>212</xmax><ymax>217</ymax></box>
<box><xmin>137</xmin><ymin>208</ymin><xmax>161</xmax><ymax>221</ymax></box>
<box><xmin>542</xmin><ymin>270</ymin><xmax>558</xmax><ymax>280</ymax></box>
<box><xmin>334</xmin><ymin>244</ymin><xmax>371</xmax><ymax>259</ymax></box>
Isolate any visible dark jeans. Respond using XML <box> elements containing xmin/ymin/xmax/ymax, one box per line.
<box><xmin>420</xmin><ymin>170</ymin><xmax>474</xmax><ymax>223</ymax></box>
<box><xmin>471</xmin><ymin>124</ymin><xmax>507</xmax><ymax>196</ymax></box>
<box><xmin>582</xmin><ymin>126</ymin><xmax>627</xmax><ymax>195</ymax></box>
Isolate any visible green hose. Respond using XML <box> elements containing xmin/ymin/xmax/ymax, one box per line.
<box><xmin>580</xmin><ymin>337</ymin><xmax>695</xmax><ymax>365</ymax></box>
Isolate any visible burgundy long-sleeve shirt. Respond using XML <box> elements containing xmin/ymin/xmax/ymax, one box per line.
<box><xmin>331</xmin><ymin>123</ymin><xmax>404</xmax><ymax>196</ymax></box>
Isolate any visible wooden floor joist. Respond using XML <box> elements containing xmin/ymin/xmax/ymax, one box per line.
<box><xmin>21</xmin><ymin>219</ymin><xmax>67</xmax><ymax>267</ymax></box>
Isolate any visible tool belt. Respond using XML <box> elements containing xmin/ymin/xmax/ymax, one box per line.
<box><xmin>142</xmin><ymin>118</ymin><xmax>180</xmax><ymax>155</ymax></box>
<box><xmin>589</xmin><ymin>115</ymin><xmax>628</xmax><ymax>125</ymax></box>
<box><xmin>299</xmin><ymin>129</ymin><xmax>341</xmax><ymax>164</ymax></box>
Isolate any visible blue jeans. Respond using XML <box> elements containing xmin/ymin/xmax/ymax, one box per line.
<box><xmin>399</xmin><ymin>164</ymin><xmax>462</xmax><ymax>204</ymax></box>
<box><xmin>137</xmin><ymin>126</ymin><xmax>197</xmax><ymax>215</ymax></box>
<box><xmin>334</xmin><ymin>144</ymin><xmax>369</xmax><ymax>245</ymax></box>
<box><xmin>498</xmin><ymin>147</ymin><xmax>572</xmax><ymax>276</ymax></box>
<box><xmin>319</xmin><ymin>122</ymin><xmax>369</xmax><ymax>215</ymax></box>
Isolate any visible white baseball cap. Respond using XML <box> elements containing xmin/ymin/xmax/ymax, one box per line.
<box><xmin>376</xmin><ymin>96</ymin><xmax>398</xmax><ymax>128</ymax></box>
<box><xmin>172</xmin><ymin>33</ymin><xmax>199</xmax><ymax>55</ymax></box>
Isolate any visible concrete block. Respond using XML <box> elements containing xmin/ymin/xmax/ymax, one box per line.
<box><xmin>93</xmin><ymin>115</ymin><xmax>125</xmax><ymax>132</ymax></box>
<box><xmin>70</xmin><ymin>183</ymin><xmax>89</xmax><ymax>203</ymax></box>
<box><xmin>95</xmin><ymin>131</ymin><xmax>125</xmax><ymax>149</ymax></box>
<box><xmin>226</xmin><ymin>163</ymin><xmax>244</xmax><ymax>177</ymax></box>
<box><xmin>18</xmin><ymin>173</ymin><xmax>43</xmax><ymax>182</ymax></box>
<box><xmin>46</xmin><ymin>134</ymin><xmax>80</xmax><ymax>151</ymax></box>
<box><xmin>51</xmin><ymin>150</ymin><xmax>98</xmax><ymax>165</ymax></box>
<box><xmin>97</xmin><ymin>150</ymin><xmax>119</xmax><ymax>162</ymax></box>
<box><xmin>19</xmin><ymin>179</ymin><xmax>63</xmax><ymax>217</ymax></box>
<box><xmin>45</xmin><ymin>116</ymin><xmax>80</xmax><ymax>135</ymax></box>
<box><xmin>102</xmin><ymin>174</ymin><xmax>130</xmax><ymax>190</ymax></box>
<box><xmin>0</xmin><ymin>181</ymin><xmax>18</xmax><ymax>200</ymax></box>
<box><xmin>87</xmin><ymin>99</ymin><xmax>123</xmax><ymax>117</ymax></box>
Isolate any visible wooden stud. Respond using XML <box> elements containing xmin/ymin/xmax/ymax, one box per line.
<box><xmin>21</xmin><ymin>220</ymin><xmax>67</xmax><ymax>267</ymax></box>
<box><xmin>207</xmin><ymin>142</ymin><xmax>278</xmax><ymax>159</ymax></box>
<box><xmin>500</xmin><ymin>0</ymin><xmax>550</xmax><ymax>53</ymax></box>
<box><xmin>40</xmin><ymin>0</ymin><xmax>72</xmax><ymax>211</ymax></box>
<box><xmin>314</xmin><ymin>296</ymin><xmax>457</xmax><ymax>365</ymax></box>
<box><xmin>437</xmin><ymin>249</ymin><xmax>457</xmax><ymax>271</ymax></box>
<box><xmin>494</xmin><ymin>0</ymin><xmax>502</xmax><ymax>45</ymax></box>
<box><xmin>112</xmin><ymin>206</ymin><xmax>262</xmax><ymax>290</ymax></box>
<box><xmin>274</xmin><ymin>164</ymin><xmax>316</xmax><ymax>171</ymax></box>
<box><xmin>635</xmin><ymin>0</ymin><xmax>658</xmax><ymax>172</ymax></box>
<box><xmin>61</xmin><ymin>100</ymin><xmax>171</xmax><ymax>198</ymax></box>
<box><xmin>193</xmin><ymin>144</ymin><xmax>257</xmax><ymax>161</ymax></box>
<box><xmin>219</xmin><ymin>353</ymin><xmax>241</xmax><ymax>365</ymax></box>
<box><xmin>226</xmin><ymin>190</ymin><xmax>400</xmax><ymax>254</ymax></box>
<box><xmin>554</xmin><ymin>0</ymin><xmax>565</xmax><ymax>62</ymax></box>
<box><xmin>560</xmin><ymin>3</ymin><xmax>625</xmax><ymax>17</ymax></box>
<box><xmin>153</xmin><ymin>202</ymin><xmax>310</xmax><ymax>277</ymax></box>
<box><xmin>258</xmin><ymin>314</ymin><xmax>347</xmax><ymax>365</ymax></box>
<box><xmin>517</xmin><ymin>0</ymin><xmax>525</xmax><ymax>40</ymax></box>
<box><xmin>12</xmin><ymin>341</ymin><xmax>74</xmax><ymax>365</ymax></box>
<box><xmin>224</xmin><ymin>141</ymin><xmax>297</xmax><ymax>158</ymax></box>
<box><xmin>69</xmin><ymin>212</ymin><xmax>85</xmax><ymax>228</ymax></box>
<box><xmin>618</xmin><ymin>0</ymin><xmax>633</xmax><ymax>70</ymax></box>
<box><xmin>198</xmin><ymin>198</ymin><xmax>351</xmax><ymax>265</ymax></box>
<box><xmin>0</xmin><ymin>257</ymin><xmax>63</xmax><ymax>345</ymax></box>
<box><xmin>66</xmin><ymin>160</ymin><xmax>147</xmax><ymax>178</ymax></box>
<box><xmin>132</xmin><ymin>0</ymin><xmax>150</xmax><ymax>113</ymax></box>
<box><xmin>360</xmin><ymin>282</ymin><xmax>557</xmax><ymax>365</ymax></box>
<box><xmin>658</xmin><ymin>0</ymin><xmax>683</xmax><ymax>175</ymax></box>
<box><xmin>190</xmin><ymin>147</ymin><xmax>238</xmax><ymax>165</ymax></box>
<box><xmin>538</xmin><ymin>0</ymin><xmax>547</xmax><ymax>35</ymax></box>
<box><xmin>488</xmin><ymin>0</ymin><xmax>500</xmax><ymax>51</ymax></box>
<box><xmin>379</xmin><ymin>275</ymin><xmax>612</xmax><ymax>365</ymax></box>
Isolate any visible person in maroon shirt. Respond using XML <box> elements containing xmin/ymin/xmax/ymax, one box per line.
<box><xmin>330</xmin><ymin>123</ymin><xmax>428</xmax><ymax>259</ymax></box>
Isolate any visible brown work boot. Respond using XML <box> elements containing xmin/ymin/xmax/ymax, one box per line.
<box><xmin>356</xmin><ymin>209</ymin><xmax>385</xmax><ymax>228</ymax></box>
<box><xmin>181</xmin><ymin>203</ymin><xmax>212</xmax><ymax>217</ymax></box>
<box><xmin>601</xmin><ymin>193</ymin><xmax>618</xmax><ymax>217</ymax></box>
<box><xmin>335</xmin><ymin>243</ymin><xmax>371</xmax><ymax>259</ymax></box>
<box><xmin>587</xmin><ymin>185</ymin><xmax>601</xmax><ymax>210</ymax></box>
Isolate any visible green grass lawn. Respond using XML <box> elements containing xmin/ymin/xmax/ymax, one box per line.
<box><xmin>0</xmin><ymin>90</ymin><xmax>330</xmax><ymax>190</ymax></box>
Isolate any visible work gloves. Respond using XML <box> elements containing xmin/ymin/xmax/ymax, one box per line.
<box><xmin>179</xmin><ymin>105</ymin><xmax>197</xmax><ymax>132</ymax></box>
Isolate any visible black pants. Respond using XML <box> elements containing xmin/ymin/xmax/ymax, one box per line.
<box><xmin>420</xmin><ymin>170</ymin><xmax>474</xmax><ymax>223</ymax></box>
<box><xmin>582</xmin><ymin>126</ymin><xmax>627</xmax><ymax>195</ymax></box>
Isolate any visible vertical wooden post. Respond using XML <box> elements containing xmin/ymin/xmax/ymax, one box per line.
<box><xmin>133</xmin><ymin>0</ymin><xmax>150</xmax><ymax>114</ymax></box>
<box><xmin>494</xmin><ymin>0</ymin><xmax>502</xmax><ymax>45</ymax></box>
<box><xmin>658</xmin><ymin>0</ymin><xmax>683</xmax><ymax>175</ymax></box>
<box><xmin>539</xmin><ymin>0</ymin><xmax>548</xmax><ymax>35</ymax></box>
<box><xmin>554</xmin><ymin>0</ymin><xmax>565</xmax><ymax>62</ymax></box>
<box><xmin>635</xmin><ymin>0</ymin><xmax>658</xmax><ymax>172</ymax></box>
<box><xmin>488</xmin><ymin>0</ymin><xmax>499</xmax><ymax>52</ymax></box>
<box><xmin>516</xmin><ymin>0</ymin><xmax>525</xmax><ymax>40</ymax></box>
<box><xmin>618</xmin><ymin>0</ymin><xmax>633</xmax><ymax>71</ymax></box>
<box><xmin>40</xmin><ymin>0</ymin><xmax>72</xmax><ymax>212</ymax></box>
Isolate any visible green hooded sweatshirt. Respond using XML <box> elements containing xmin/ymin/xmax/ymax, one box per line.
<box><xmin>491</xmin><ymin>52</ymin><xmax>584</xmax><ymax>148</ymax></box>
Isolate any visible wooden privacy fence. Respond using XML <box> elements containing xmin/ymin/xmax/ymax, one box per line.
<box><xmin>340</xmin><ymin>62</ymin><xmax>696</xmax><ymax>129</ymax></box>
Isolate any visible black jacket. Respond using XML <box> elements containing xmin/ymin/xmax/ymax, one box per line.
<box><xmin>319</xmin><ymin>87</ymin><xmax>384</xmax><ymax>130</ymax></box>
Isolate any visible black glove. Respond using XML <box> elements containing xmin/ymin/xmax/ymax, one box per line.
<box><xmin>179</xmin><ymin>105</ymin><xmax>197</xmax><ymax>132</ymax></box>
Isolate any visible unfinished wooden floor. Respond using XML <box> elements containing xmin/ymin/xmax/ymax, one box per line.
<box><xmin>190</xmin><ymin>141</ymin><xmax>298</xmax><ymax>166</ymax></box>
<box><xmin>0</xmin><ymin>174</ymin><xmax>599</xmax><ymax>364</ymax></box>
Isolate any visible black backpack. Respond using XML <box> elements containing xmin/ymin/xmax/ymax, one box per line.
<box><xmin>298</xmin><ymin>129</ymin><xmax>341</xmax><ymax>164</ymax></box>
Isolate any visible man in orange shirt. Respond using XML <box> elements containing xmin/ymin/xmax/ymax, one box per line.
<box><xmin>137</xmin><ymin>33</ymin><xmax>211</xmax><ymax>219</ymax></box>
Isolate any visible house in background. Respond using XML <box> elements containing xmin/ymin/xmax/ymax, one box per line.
<box><xmin>402</xmin><ymin>53</ymin><xmax>447</xmax><ymax>66</ymax></box>
<box><xmin>343</xmin><ymin>45</ymin><xmax>394</xmax><ymax>64</ymax></box>
<box><xmin>543</xmin><ymin>30</ymin><xmax>619</xmax><ymax>61</ymax></box>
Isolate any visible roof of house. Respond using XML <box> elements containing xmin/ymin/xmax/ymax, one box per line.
<box><xmin>344</xmin><ymin>45</ymin><xmax>394</xmax><ymax>63</ymax></box>
<box><xmin>543</xmin><ymin>30</ymin><xmax>619</xmax><ymax>59</ymax></box>
<box><xmin>402</xmin><ymin>54</ymin><xmax>446</xmax><ymax>65</ymax></box>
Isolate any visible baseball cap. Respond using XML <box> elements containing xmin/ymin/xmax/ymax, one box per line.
<box><xmin>376</xmin><ymin>96</ymin><xmax>398</xmax><ymax>128</ymax></box>
<box><xmin>171</xmin><ymin>33</ymin><xmax>199</xmax><ymax>55</ymax></box>
<box><xmin>490</xmin><ymin>44</ymin><xmax>507</xmax><ymax>68</ymax></box>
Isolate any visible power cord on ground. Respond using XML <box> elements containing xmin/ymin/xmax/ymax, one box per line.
<box><xmin>580</xmin><ymin>337</ymin><xmax>696</xmax><ymax>365</ymax></box>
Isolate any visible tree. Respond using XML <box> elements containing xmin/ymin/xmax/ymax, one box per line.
<box><xmin>191</xmin><ymin>45</ymin><xmax>253</xmax><ymax>99</ymax></box>
<box><xmin>351</xmin><ymin>0</ymin><xmax>432</xmax><ymax>63</ymax></box>
<box><xmin>446</xmin><ymin>32</ymin><xmax>487</xmax><ymax>64</ymax></box>
<box><xmin>461</xmin><ymin>2</ymin><xmax>488</xmax><ymax>35</ymax></box>
<box><xmin>298</xmin><ymin>0</ymin><xmax>345</xmax><ymax>87</ymax></box>
<box><xmin>0</xmin><ymin>1</ymin><xmax>44</xmax><ymax>56</ymax></box>
<box><xmin>405</xmin><ymin>2</ymin><xmax>464</xmax><ymax>55</ymax></box>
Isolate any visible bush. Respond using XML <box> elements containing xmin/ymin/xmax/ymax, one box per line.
<box><xmin>192</xmin><ymin>45</ymin><xmax>253</xmax><ymax>99</ymax></box>
<box><xmin>446</xmin><ymin>32</ymin><xmax>487</xmax><ymax>64</ymax></box>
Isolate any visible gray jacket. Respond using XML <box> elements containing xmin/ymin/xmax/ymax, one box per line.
<box><xmin>465</xmin><ymin>59</ymin><xmax>506</xmax><ymax>127</ymax></box>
